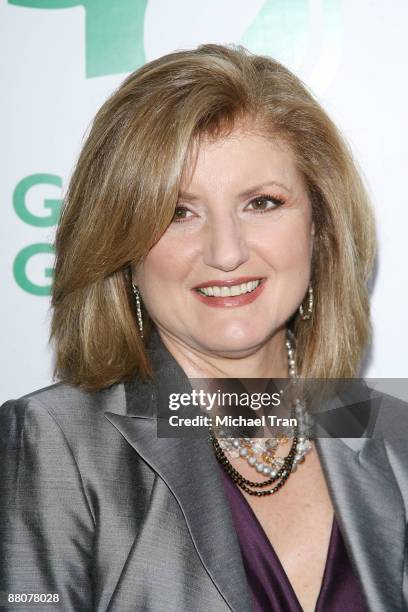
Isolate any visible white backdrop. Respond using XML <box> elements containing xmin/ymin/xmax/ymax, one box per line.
<box><xmin>1</xmin><ymin>0</ymin><xmax>408</xmax><ymax>404</ymax></box>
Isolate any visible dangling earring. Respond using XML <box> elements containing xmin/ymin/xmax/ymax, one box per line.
<box><xmin>132</xmin><ymin>282</ymin><xmax>144</xmax><ymax>338</ymax></box>
<box><xmin>299</xmin><ymin>284</ymin><xmax>313</xmax><ymax>321</ymax></box>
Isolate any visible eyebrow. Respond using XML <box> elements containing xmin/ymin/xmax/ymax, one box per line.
<box><xmin>178</xmin><ymin>181</ymin><xmax>291</xmax><ymax>202</ymax></box>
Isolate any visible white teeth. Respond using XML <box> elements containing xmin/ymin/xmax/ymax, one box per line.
<box><xmin>197</xmin><ymin>280</ymin><xmax>261</xmax><ymax>297</ymax></box>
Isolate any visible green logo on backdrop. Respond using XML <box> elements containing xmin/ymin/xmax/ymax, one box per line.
<box><xmin>14</xmin><ymin>174</ymin><xmax>62</xmax><ymax>227</ymax></box>
<box><xmin>9</xmin><ymin>0</ymin><xmax>340</xmax><ymax>78</ymax></box>
<box><xmin>8</xmin><ymin>0</ymin><xmax>148</xmax><ymax>78</ymax></box>
<box><xmin>13</xmin><ymin>244</ymin><xmax>55</xmax><ymax>296</ymax></box>
<box><xmin>13</xmin><ymin>174</ymin><xmax>62</xmax><ymax>295</ymax></box>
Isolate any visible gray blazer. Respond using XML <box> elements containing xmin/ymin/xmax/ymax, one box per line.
<box><xmin>1</xmin><ymin>331</ymin><xmax>407</xmax><ymax>612</ymax></box>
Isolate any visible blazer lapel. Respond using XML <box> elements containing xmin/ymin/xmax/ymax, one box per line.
<box><xmin>104</xmin><ymin>331</ymin><xmax>253</xmax><ymax>612</ymax></box>
<box><xmin>104</xmin><ymin>412</ymin><xmax>253</xmax><ymax>612</ymax></box>
<box><xmin>316</xmin><ymin>436</ymin><xmax>406</xmax><ymax>611</ymax></box>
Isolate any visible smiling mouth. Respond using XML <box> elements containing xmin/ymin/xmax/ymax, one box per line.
<box><xmin>195</xmin><ymin>279</ymin><xmax>262</xmax><ymax>298</ymax></box>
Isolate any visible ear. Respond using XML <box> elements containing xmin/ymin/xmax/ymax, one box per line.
<box><xmin>311</xmin><ymin>220</ymin><xmax>315</xmax><ymax>238</ymax></box>
<box><xmin>130</xmin><ymin>263</ymin><xmax>139</xmax><ymax>286</ymax></box>
<box><xmin>309</xmin><ymin>221</ymin><xmax>315</xmax><ymax>257</ymax></box>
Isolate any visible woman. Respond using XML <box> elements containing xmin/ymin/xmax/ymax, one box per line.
<box><xmin>0</xmin><ymin>44</ymin><xmax>406</xmax><ymax>612</ymax></box>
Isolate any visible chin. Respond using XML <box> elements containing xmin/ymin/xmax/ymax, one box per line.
<box><xmin>198</xmin><ymin>329</ymin><xmax>266</xmax><ymax>357</ymax></box>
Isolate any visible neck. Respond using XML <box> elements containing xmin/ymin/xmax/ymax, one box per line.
<box><xmin>155</xmin><ymin>326</ymin><xmax>289</xmax><ymax>379</ymax></box>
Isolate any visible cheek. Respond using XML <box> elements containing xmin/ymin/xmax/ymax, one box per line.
<box><xmin>255</xmin><ymin>216</ymin><xmax>313</xmax><ymax>270</ymax></box>
<box><xmin>136</xmin><ymin>234</ymin><xmax>197</xmax><ymax>289</ymax></box>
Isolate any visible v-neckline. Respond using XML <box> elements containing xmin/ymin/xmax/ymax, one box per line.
<box><xmin>219</xmin><ymin>465</ymin><xmax>336</xmax><ymax>611</ymax></box>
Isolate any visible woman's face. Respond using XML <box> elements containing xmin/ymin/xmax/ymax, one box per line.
<box><xmin>133</xmin><ymin>128</ymin><xmax>314</xmax><ymax>358</ymax></box>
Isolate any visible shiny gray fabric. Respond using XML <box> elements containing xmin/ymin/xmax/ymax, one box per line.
<box><xmin>1</xmin><ymin>334</ymin><xmax>407</xmax><ymax>611</ymax></box>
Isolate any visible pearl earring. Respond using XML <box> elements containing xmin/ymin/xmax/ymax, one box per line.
<box><xmin>299</xmin><ymin>284</ymin><xmax>313</xmax><ymax>321</ymax></box>
<box><xmin>131</xmin><ymin>282</ymin><xmax>144</xmax><ymax>338</ymax></box>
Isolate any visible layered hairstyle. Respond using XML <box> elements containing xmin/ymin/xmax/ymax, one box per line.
<box><xmin>51</xmin><ymin>44</ymin><xmax>376</xmax><ymax>390</ymax></box>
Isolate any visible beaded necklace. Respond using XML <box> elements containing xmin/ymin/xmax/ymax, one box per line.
<box><xmin>210</xmin><ymin>330</ymin><xmax>312</xmax><ymax>496</ymax></box>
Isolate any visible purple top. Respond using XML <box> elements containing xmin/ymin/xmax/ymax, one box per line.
<box><xmin>219</xmin><ymin>467</ymin><xmax>368</xmax><ymax>611</ymax></box>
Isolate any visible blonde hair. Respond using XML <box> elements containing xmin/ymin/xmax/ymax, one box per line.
<box><xmin>51</xmin><ymin>44</ymin><xmax>376</xmax><ymax>390</ymax></box>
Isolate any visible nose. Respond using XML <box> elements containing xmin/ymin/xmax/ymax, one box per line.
<box><xmin>203</xmin><ymin>213</ymin><xmax>250</xmax><ymax>271</ymax></box>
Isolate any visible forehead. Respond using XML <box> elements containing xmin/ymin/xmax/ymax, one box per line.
<box><xmin>181</xmin><ymin>128</ymin><xmax>305</xmax><ymax>194</ymax></box>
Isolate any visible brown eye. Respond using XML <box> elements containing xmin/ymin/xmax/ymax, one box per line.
<box><xmin>246</xmin><ymin>196</ymin><xmax>284</xmax><ymax>212</ymax></box>
<box><xmin>251</xmin><ymin>198</ymin><xmax>270</xmax><ymax>210</ymax></box>
<box><xmin>172</xmin><ymin>206</ymin><xmax>191</xmax><ymax>222</ymax></box>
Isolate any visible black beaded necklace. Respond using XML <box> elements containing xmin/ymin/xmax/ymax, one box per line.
<box><xmin>210</xmin><ymin>427</ymin><xmax>300</xmax><ymax>496</ymax></box>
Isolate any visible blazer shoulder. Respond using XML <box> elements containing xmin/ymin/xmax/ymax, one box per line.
<box><xmin>0</xmin><ymin>381</ymin><xmax>129</xmax><ymax>457</ymax></box>
<box><xmin>1</xmin><ymin>380</ymin><xmax>127</xmax><ymax>420</ymax></box>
